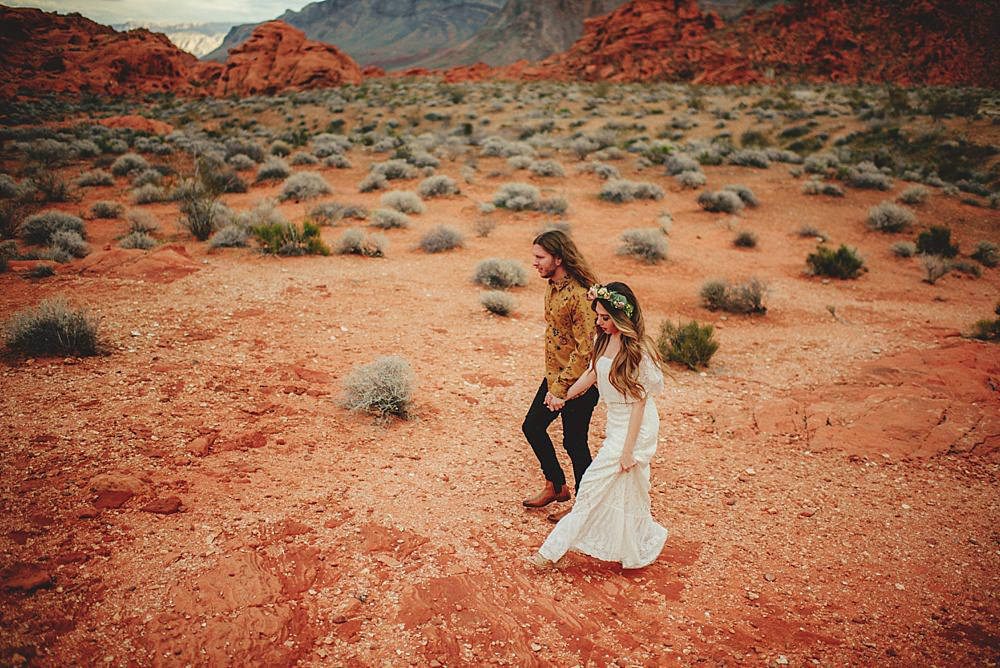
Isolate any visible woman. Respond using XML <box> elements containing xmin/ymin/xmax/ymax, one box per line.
<box><xmin>529</xmin><ymin>282</ymin><xmax>668</xmax><ymax>570</ymax></box>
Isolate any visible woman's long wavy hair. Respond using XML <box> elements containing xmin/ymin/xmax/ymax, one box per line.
<box><xmin>590</xmin><ymin>282</ymin><xmax>662</xmax><ymax>400</ymax></box>
<box><xmin>532</xmin><ymin>229</ymin><xmax>598</xmax><ymax>288</ymax></box>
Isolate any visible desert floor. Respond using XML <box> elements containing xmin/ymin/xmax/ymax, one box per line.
<box><xmin>2</xmin><ymin>116</ymin><xmax>999</xmax><ymax>666</ymax></box>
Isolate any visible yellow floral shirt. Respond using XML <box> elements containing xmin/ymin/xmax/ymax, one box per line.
<box><xmin>544</xmin><ymin>276</ymin><xmax>596</xmax><ymax>398</ymax></box>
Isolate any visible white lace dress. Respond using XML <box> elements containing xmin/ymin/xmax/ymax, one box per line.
<box><xmin>538</xmin><ymin>353</ymin><xmax>668</xmax><ymax>569</ymax></box>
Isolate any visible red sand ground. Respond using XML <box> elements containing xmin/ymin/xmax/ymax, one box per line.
<box><xmin>1</xmin><ymin>147</ymin><xmax>999</xmax><ymax>665</ymax></box>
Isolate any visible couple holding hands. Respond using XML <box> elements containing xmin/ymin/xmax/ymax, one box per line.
<box><xmin>522</xmin><ymin>230</ymin><xmax>668</xmax><ymax>570</ymax></box>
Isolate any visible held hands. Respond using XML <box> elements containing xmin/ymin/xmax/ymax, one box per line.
<box><xmin>619</xmin><ymin>452</ymin><xmax>637</xmax><ymax>472</ymax></box>
<box><xmin>544</xmin><ymin>392</ymin><xmax>566</xmax><ymax>412</ymax></box>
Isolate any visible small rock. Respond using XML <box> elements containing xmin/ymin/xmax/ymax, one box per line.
<box><xmin>2</xmin><ymin>563</ymin><xmax>52</xmax><ymax>592</ymax></box>
<box><xmin>530</xmin><ymin>643</ymin><xmax>542</xmax><ymax>652</ymax></box>
<box><xmin>142</xmin><ymin>497</ymin><xmax>183</xmax><ymax>515</ymax></box>
<box><xmin>776</xmin><ymin>656</ymin><xmax>789</xmax><ymax>665</ymax></box>
<box><xmin>746</xmin><ymin>591</ymin><xmax>760</xmax><ymax>600</ymax></box>
<box><xmin>764</xmin><ymin>573</ymin><xmax>775</xmax><ymax>582</ymax></box>
<box><xmin>93</xmin><ymin>490</ymin><xmax>133</xmax><ymax>509</ymax></box>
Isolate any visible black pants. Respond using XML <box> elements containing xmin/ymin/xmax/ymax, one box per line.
<box><xmin>522</xmin><ymin>379</ymin><xmax>599</xmax><ymax>492</ymax></box>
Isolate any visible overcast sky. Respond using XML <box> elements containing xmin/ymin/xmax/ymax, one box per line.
<box><xmin>6</xmin><ymin>0</ymin><xmax>312</xmax><ymax>26</ymax></box>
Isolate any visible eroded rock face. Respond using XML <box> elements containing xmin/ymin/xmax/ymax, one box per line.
<box><xmin>213</xmin><ymin>21</ymin><xmax>362</xmax><ymax>96</ymax></box>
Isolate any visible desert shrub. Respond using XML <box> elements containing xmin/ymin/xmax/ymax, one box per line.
<box><xmin>256</xmin><ymin>157</ymin><xmax>292</xmax><ymax>182</ymax></box>
<box><xmin>26</xmin><ymin>264</ymin><xmax>54</xmax><ymax>278</ymax></box>
<box><xmin>91</xmin><ymin>200</ymin><xmax>124</xmax><ymax>218</ymax></box>
<box><xmin>970</xmin><ymin>241</ymin><xmax>998</xmax><ymax>267</ymax></box>
<box><xmin>657</xmin><ymin>320</ymin><xmax>719</xmax><ymax>370</ymax></box>
<box><xmin>50</xmin><ymin>230</ymin><xmax>90</xmax><ymax>258</ymax></box>
<box><xmin>728</xmin><ymin>150</ymin><xmax>770</xmax><ymax>168</ymax></box>
<box><xmin>916</xmin><ymin>226</ymin><xmax>958</xmax><ymax>257</ymax></box>
<box><xmin>664</xmin><ymin>154</ymin><xmax>699</xmax><ymax>175</ymax></box>
<box><xmin>341</xmin><ymin>205</ymin><xmax>368</xmax><ymax>220</ymax></box>
<box><xmin>252</xmin><ymin>220</ymin><xmax>330</xmax><ymax>256</ymax></box>
<box><xmin>700</xmin><ymin>278</ymin><xmax>766</xmax><ymax>314</ymax></box>
<box><xmin>806</xmin><ymin>244</ymin><xmax>865</xmax><ymax>279</ymax></box>
<box><xmin>342</xmin><ymin>355</ymin><xmax>413</xmax><ymax>420</ymax></box>
<box><xmin>359</xmin><ymin>173</ymin><xmax>388</xmax><ymax>192</ymax></box>
<box><xmin>324</xmin><ymin>154</ymin><xmax>352</xmax><ymax>169</ymax></box>
<box><xmin>723</xmin><ymin>184</ymin><xmax>758</xmax><ymax>207</ymax></box>
<box><xmin>179</xmin><ymin>198</ymin><xmax>218</xmax><ymax>241</ymax></box>
<box><xmin>797</xmin><ymin>224</ymin><xmax>828</xmax><ymax>241</ymax></box>
<box><xmin>920</xmin><ymin>254</ymin><xmax>950</xmax><ymax>284</ymax></box>
<box><xmin>19</xmin><ymin>210</ymin><xmax>85</xmax><ymax>245</ymax></box>
<box><xmin>473</xmin><ymin>258</ymin><xmax>528</xmax><ymax>289</ymax></box>
<box><xmin>131</xmin><ymin>184</ymin><xmax>167</xmax><ymax>204</ymax></box>
<box><xmin>539</xmin><ymin>196</ymin><xmax>569</xmax><ymax>215</ymax></box>
<box><xmin>867</xmin><ymin>202</ymin><xmax>915</xmax><ymax>233</ymax></box>
<box><xmin>802</xmin><ymin>180</ymin><xmax>845</xmax><ymax>197</ymax></box>
<box><xmin>419</xmin><ymin>225</ymin><xmax>464</xmax><ymax>253</ymax></box>
<box><xmin>0</xmin><ymin>174</ymin><xmax>25</xmax><ymax>198</ymax></box>
<box><xmin>891</xmin><ymin>241</ymin><xmax>916</xmax><ymax>257</ymax></box>
<box><xmin>733</xmin><ymin>230</ymin><xmax>758</xmax><ymax>248</ymax></box>
<box><xmin>583</xmin><ymin>162</ymin><xmax>621</xmax><ymax>180</ymax></box>
<box><xmin>208</xmin><ymin>224</ymin><xmax>249</xmax><ymax>249</ymax></box>
<box><xmin>110</xmin><ymin>153</ymin><xmax>148</xmax><ymax>177</ymax></box>
<box><xmin>290</xmin><ymin>152</ymin><xmax>319</xmax><ymax>166</ymax></box>
<box><xmin>481</xmin><ymin>290</ymin><xmax>515</xmax><ymax>316</ymax></box>
<box><xmin>335</xmin><ymin>228</ymin><xmax>386</xmax><ymax>257</ymax></box>
<box><xmin>847</xmin><ymin>164</ymin><xmax>893</xmax><ymax>190</ymax></box>
<box><xmin>493</xmin><ymin>183</ymin><xmax>541</xmax><ymax>211</ymax></box>
<box><xmin>474</xmin><ymin>218</ymin><xmax>496</xmax><ymax>238</ymax></box>
<box><xmin>270</xmin><ymin>140</ymin><xmax>292</xmax><ymax>157</ymax></box>
<box><xmin>309</xmin><ymin>202</ymin><xmax>345</xmax><ymax>226</ymax></box>
<box><xmin>126</xmin><ymin>210</ymin><xmax>158</xmax><ymax>234</ymax></box>
<box><xmin>226</xmin><ymin>153</ymin><xmax>255</xmax><ymax>171</ymax></box>
<box><xmin>370</xmin><ymin>209</ymin><xmax>410</xmax><ymax>229</ymax></box>
<box><xmin>381</xmin><ymin>191</ymin><xmax>425</xmax><ymax>214</ymax></box>
<box><xmin>418</xmin><ymin>175</ymin><xmax>459</xmax><ymax>199</ymax></box>
<box><xmin>898</xmin><ymin>186</ymin><xmax>929</xmax><ymax>205</ymax></box>
<box><xmin>950</xmin><ymin>260</ymin><xmax>981</xmax><ymax>277</ymax></box>
<box><xmin>278</xmin><ymin>172</ymin><xmax>331</xmax><ymax>202</ymax></box>
<box><xmin>619</xmin><ymin>228</ymin><xmax>667</xmax><ymax>263</ymax></box>
<box><xmin>599</xmin><ymin>179</ymin><xmax>664</xmax><ymax>203</ymax></box>
<box><xmin>632</xmin><ymin>182</ymin><xmax>665</xmax><ymax>200</ymax></box>
<box><xmin>697</xmin><ymin>190</ymin><xmax>744</xmax><ymax>213</ymax></box>
<box><xmin>119</xmin><ymin>231</ymin><xmax>157</xmax><ymax>250</ymax></box>
<box><xmin>371</xmin><ymin>159</ymin><xmax>417</xmax><ymax>180</ymax></box>
<box><xmin>530</xmin><ymin>160</ymin><xmax>565</xmax><ymax>177</ymax></box>
<box><xmin>969</xmin><ymin>304</ymin><xmax>1000</xmax><ymax>341</ymax></box>
<box><xmin>3</xmin><ymin>297</ymin><xmax>100</xmax><ymax>357</ymax></box>
<box><xmin>676</xmin><ymin>170</ymin><xmax>706</xmax><ymax>188</ymax></box>
<box><xmin>30</xmin><ymin>172</ymin><xmax>74</xmax><ymax>202</ymax></box>
<box><xmin>131</xmin><ymin>168</ymin><xmax>162</xmax><ymax>187</ymax></box>
<box><xmin>224</xmin><ymin>138</ymin><xmax>264</xmax><ymax>164</ymax></box>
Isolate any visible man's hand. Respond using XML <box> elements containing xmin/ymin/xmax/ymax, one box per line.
<box><xmin>544</xmin><ymin>392</ymin><xmax>565</xmax><ymax>412</ymax></box>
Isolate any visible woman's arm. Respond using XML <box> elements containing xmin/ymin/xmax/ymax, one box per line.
<box><xmin>620</xmin><ymin>397</ymin><xmax>647</xmax><ymax>471</ymax></box>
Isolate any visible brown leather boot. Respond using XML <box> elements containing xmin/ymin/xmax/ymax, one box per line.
<box><xmin>522</xmin><ymin>481</ymin><xmax>571</xmax><ymax>508</ymax></box>
<box><xmin>546</xmin><ymin>505</ymin><xmax>572</xmax><ymax>523</ymax></box>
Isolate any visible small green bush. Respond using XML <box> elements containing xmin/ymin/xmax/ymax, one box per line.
<box><xmin>733</xmin><ymin>230</ymin><xmax>758</xmax><ymax>248</ymax></box>
<box><xmin>916</xmin><ymin>226</ymin><xmax>958</xmax><ymax>257</ymax></box>
<box><xmin>481</xmin><ymin>290</ymin><xmax>515</xmax><ymax>316</ymax></box>
<box><xmin>657</xmin><ymin>320</ymin><xmax>719</xmax><ymax>370</ymax></box>
<box><xmin>18</xmin><ymin>210</ymin><xmax>85</xmax><ymax>245</ymax></box>
<box><xmin>727</xmin><ymin>150</ymin><xmax>770</xmax><ymax>168</ymax></box>
<box><xmin>806</xmin><ymin>244</ymin><xmax>865</xmax><ymax>279</ymax></box>
<box><xmin>119</xmin><ymin>231</ymin><xmax>157</xmax><ymax>250</ymax></box>
<box><xmin>335</xmin><ymin>228</ymin><xmax>386</xmax><ymax>257</ymax></box>
<box><xmin>252</xmin><ymin>220</ymin><xmax>330</xmax><ymax>256</ymax></box>
<box><xmin>3</xmin><ymin>297</ymin><xmax>100</xmax><ymax>356</ymax></box>
<box><xmin>342</xmin><ymin>355</ymin><xmax>414</xmax><ymax>420</ymax></box>
<box><xmin>698</xmin><ymin>190</ymin><xmax>744</xmax><ymax>213</ymax></box>
<box><xmin>419</xmin><ymin>225</ymin><xmax>464</xmax><ymax>253</ymax></box>
<box><xmin>473</xmin><ymin>258</ymin><xmax>527</xmax><ymax>289</ymax></box>
<box><xmin>91</xmin><ymin>200</ymin><xmax>124</xmax><ymax>218</ymax></box>
<box><xmin>970</xmin><ymin>241</ymin><xmax>998</xmax><ymax>268</ymax></box>
<box><xmin>700</xmin><ymin>278</ymin><xmax>766</xmax><ymax>314</ymax></box>
<box><xmin>180</xmin><ymin>197</ymin><xmax>219</xmax><ymax>241</ymax></box>
<box><xmin>969</xmin><ymin>304</ymin><xmax>1000</xmax><ymax>341</ymax></box>
<box><xmin>619</xmin><ymin>228</ymin><xmax>667</xmax><ymax>263</ymax></box>
<box><xmin>26</xmin><ymin>264</ymin><xmax>54</xmax><ymax>278</ymax></box>
<box><xmin>867</xmin><ymin>202</ymin><xmax>915</xmax><ymax>233</ymax></box>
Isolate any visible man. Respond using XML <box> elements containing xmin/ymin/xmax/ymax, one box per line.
<box><xmin>522</xmin><ymin>230</ymin><xmax>600</xmax><ymax>523</ymax></box>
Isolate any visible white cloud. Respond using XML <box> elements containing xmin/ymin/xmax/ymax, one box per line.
<box><xmin>6</xmin><ymin>0</ymin><xmax>311</xmax><ymax>26</ymax></box>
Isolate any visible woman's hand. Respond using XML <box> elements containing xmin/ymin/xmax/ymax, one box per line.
<box><xmin>619</xmin><ymin>452</ymin><xmax>636</xmax><ymax>472</ymax></box>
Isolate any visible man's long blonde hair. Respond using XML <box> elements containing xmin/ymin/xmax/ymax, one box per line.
<box><xmin>590</xmin><ymin>282</ymin><xmax>661</xmax><ymax>400</ymax></box>
<box><xmin>532</xmin><ymin>230</ymin><xmax>598</xmax><ymax>288</ymax></box>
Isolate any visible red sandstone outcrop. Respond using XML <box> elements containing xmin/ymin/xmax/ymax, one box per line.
<box><xmin>212</xmin><ymin>22</ymin><xmax>362</xmax><ymax>96</ymax></box>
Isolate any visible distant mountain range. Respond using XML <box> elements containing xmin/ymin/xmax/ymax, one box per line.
<box><xmin>114</xmin><ymin>21</ymin><xmax>233</xmax><ymax>57</ymax></box>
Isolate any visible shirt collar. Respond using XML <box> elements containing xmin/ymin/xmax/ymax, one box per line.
<box><xmin>549</xmin><ymin>273</ymin><xmax>572</xmax><ymax>289</ymax></box>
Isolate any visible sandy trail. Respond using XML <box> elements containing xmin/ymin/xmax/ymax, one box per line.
<box><xmin>1</xmin><ymin>155</ymin><xmax>998</xmax><ymax>666</ymax></box>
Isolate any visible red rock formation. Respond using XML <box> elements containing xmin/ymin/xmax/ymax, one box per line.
<box><xmin>0</xmin><ymin>6</ymin><xmax>216</xmax><ymax>97</ymax></box>
<box><xmin>213</xmin><ymin>21</ymin><xmax>362</xmax><ymax>96</ymax></box>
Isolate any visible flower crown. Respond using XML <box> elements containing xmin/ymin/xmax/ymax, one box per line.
<box><xmin>587</xmin><ymin>284</ymin><xmax>634</xmax><ymax>318</ymax></box>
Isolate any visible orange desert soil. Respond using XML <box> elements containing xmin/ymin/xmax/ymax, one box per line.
<box><xmin>1</xmin><ymin>152</ymin><xmax>998</xmax><ymax>666</ymax></box>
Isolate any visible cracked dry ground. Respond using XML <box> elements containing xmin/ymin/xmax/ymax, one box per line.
<box><xmin>1</xmin><ymin>160</ymin><xmax>999</xmax><ymax>666</ymax></box>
